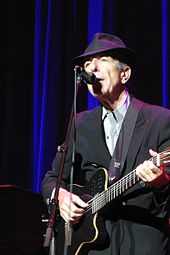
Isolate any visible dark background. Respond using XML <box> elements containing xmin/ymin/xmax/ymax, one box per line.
<box><xmin>0</xmin><ymin>0</ymin><xmax>170</xmax><ymax>192</ymax></box>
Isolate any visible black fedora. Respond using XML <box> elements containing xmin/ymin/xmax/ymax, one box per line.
<box><xmin>73</xmin><ymin>33</ymin><xmax>135</xmax><ymax>68</ymax></box>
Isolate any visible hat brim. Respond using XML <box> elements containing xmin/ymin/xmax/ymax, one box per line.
<box><xmin>72</xmin><ymin>47</ymin><xmax>135</xmax><ymax>69</ymax></box>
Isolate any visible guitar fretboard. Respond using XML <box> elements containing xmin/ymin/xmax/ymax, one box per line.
<box><xmin>91</xmin><ymin>169</ymin><xmax>139</xmax><ymax>214</ymax></box>
<box><xmin>91</xmin><ymin>150</ymin><xmax>170</xmax><ymax>214</ymax></box>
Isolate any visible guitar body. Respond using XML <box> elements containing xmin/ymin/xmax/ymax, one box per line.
<box><xmin>56</xmin><ymin>167</ymin><xmax>110</xmax><ymax>255</ymax></box>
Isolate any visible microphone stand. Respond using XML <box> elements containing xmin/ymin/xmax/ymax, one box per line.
<box><xmin>43</xmin><ymin>66</ymin><xmax>82</xmax><ymax>255</ymax></box>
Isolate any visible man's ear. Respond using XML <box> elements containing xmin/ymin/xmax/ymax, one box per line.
<box><xmin>121</xmin><ymin>66</ymin><xmax>131</xmax><ymax>84</ymax></box>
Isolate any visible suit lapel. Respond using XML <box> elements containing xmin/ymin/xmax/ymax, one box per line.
<box><xmin>119</xmin><ymin>97</ymin><xmax>145</xmax><ymax>173</ymax></box>
<box><xmin>108</xmin><ymin>97</ymin><xmax>144</xmax><ymax>179</ymax></box>
<box><xmin>87</xmin><ymin>97</ymin><xmax>150</xmax><ymax>174</ymax></box>
<box><xmin>90</xmin><ymin>107</ymin><xmax>111</xmax><ymax>167</ymax></box>
<box><xmin>125</xmin><ymin>104</ymin><xmax>151</xmax><ymax>173</ymax></box>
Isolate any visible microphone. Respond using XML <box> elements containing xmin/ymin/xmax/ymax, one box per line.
<box><xmin>81</xmin><ymin>70</ymin><xmax>98</xmax><ymax>85</ymax></box>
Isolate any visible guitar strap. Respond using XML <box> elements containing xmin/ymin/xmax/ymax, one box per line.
<box><xmin>108</xmin><ymin>97</ymin><xmax>144</xmax><ymax>182</ymax></box>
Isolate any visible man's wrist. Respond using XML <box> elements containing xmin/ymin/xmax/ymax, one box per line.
<box><xmin>150</xmin><ymin>171</ymin><xmax>170</xmax><ymax>190</ymax></box>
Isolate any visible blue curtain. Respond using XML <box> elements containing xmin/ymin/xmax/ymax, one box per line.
<box><xmin>87</xmin><ymin>0</ymin><xmax>104</xmax><ymax>110</ymax></box>
<box><xmin>162</xmin><ymin>0</ymin><xmax>170</xmax><ymax>107</ymax></box>
<box><xmin>33</xmin><ymin>0</ymin><xmax>169</xmax><ymax>191</ymax></box>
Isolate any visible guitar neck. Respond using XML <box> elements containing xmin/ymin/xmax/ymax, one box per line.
<box><xmin>91</xmin><ymin>149</ymin><xmax>170</xmax><ymax>214</ymax></box>
<box><xmin>92</xmin><ymin>169</ymin><xmax>139</xmax><ymax>214</ymax></box>
<box><xmin>109</xmin><ymin>169</ymin><xmax>139</xmax><ymax>199</ymax></box>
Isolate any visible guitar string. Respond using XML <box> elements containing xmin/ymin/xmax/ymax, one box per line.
<box><xmin>83</xmin><ymin>150</ymin><xmax>170</xmax><ymax>215</ymax></box>
<box><xmin>91</xmin><ymin>152</ymin><xmax>170</xmax><ymax>213</ymax></box>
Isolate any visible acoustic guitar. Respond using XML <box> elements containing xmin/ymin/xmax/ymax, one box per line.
<box><xmin>57</xmin><ymin>148</ymin><xmax>170</xmax><ymax>255</ymax></box>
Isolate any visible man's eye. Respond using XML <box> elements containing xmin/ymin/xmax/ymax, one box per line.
<box><xmin>100</xmin><ymin>57</ymin><xmax>107</xmax><ymax>62</ymax></box>
<box><xmin>84</xmin><ymin>61</ymin><xmax>91</xmax><ymax>68</ymax></box>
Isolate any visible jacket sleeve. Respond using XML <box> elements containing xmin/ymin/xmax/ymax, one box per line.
<box><xmin>41</xmin><ymin>125</ymin><xmax>75</xmax><ymax>204</ymax></box>
<box><xmin>152</xmin><ymin>113</ymin><xmax>170</xmax><ymax>213</ymax></box>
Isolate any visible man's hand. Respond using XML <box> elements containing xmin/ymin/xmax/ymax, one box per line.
<box><xmin>58</xmin><ymin>188</ymin><xmax>88</xmax><ymax>223</ymax></box>
<box><xmin>136</xmin><ymin>149</ymin><xmax>169</xmax><ymax>189</ymax></box>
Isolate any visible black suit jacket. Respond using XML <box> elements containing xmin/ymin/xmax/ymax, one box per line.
<box><xmin>42</xmin><ymin>96</ymin><xmax>170</xmax><ymax>230</ymax></box>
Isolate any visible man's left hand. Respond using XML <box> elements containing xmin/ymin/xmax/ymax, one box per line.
<box><xmin>136</xmin><ymin>149</ymin><xmax>169</xmax><ymax>189</ymax></box>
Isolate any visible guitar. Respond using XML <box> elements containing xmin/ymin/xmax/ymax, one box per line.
<box><xmin>56</xmin><ymin>148</ymin><xmax>170</xmax><ymax>255</ymax></box>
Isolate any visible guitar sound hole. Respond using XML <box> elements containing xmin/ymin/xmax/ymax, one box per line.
<box><xmin>98</xmin><ymin>174</ymin><xmax>105</xmax><ymax>191</ymax></box>
<box><xmin>90</xmin><ymin>173</ymin><xmax>105</xmax><ymax>196</ymax></box>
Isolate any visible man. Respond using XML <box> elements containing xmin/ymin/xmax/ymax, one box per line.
<box><xmin>42</xmin><ymin>33</ymin><xmax>170</xmax><ymax>255</ymax></box>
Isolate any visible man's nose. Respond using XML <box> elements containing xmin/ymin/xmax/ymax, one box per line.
<box><xmin>88</xmin><ymin>58</ymin><xmax>99</xmax><ymax>72</ymax></box>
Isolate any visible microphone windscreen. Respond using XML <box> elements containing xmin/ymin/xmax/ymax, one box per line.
<box><xmin>81</xmin><ymin>71</ymin><xmax>98</xmax><ymax>84</ymax></box>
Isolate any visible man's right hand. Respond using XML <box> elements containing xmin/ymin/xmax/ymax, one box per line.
<box><xmin>58</xmin><ymin>188</ymin><xmax>88</xmax><ymax>224</ymax></box>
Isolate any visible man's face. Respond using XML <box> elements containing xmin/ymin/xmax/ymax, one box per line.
<box><xmin>84</xmin><ymin>55</ymin><xmax>125</xmax><ymax>100</ymax></box>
